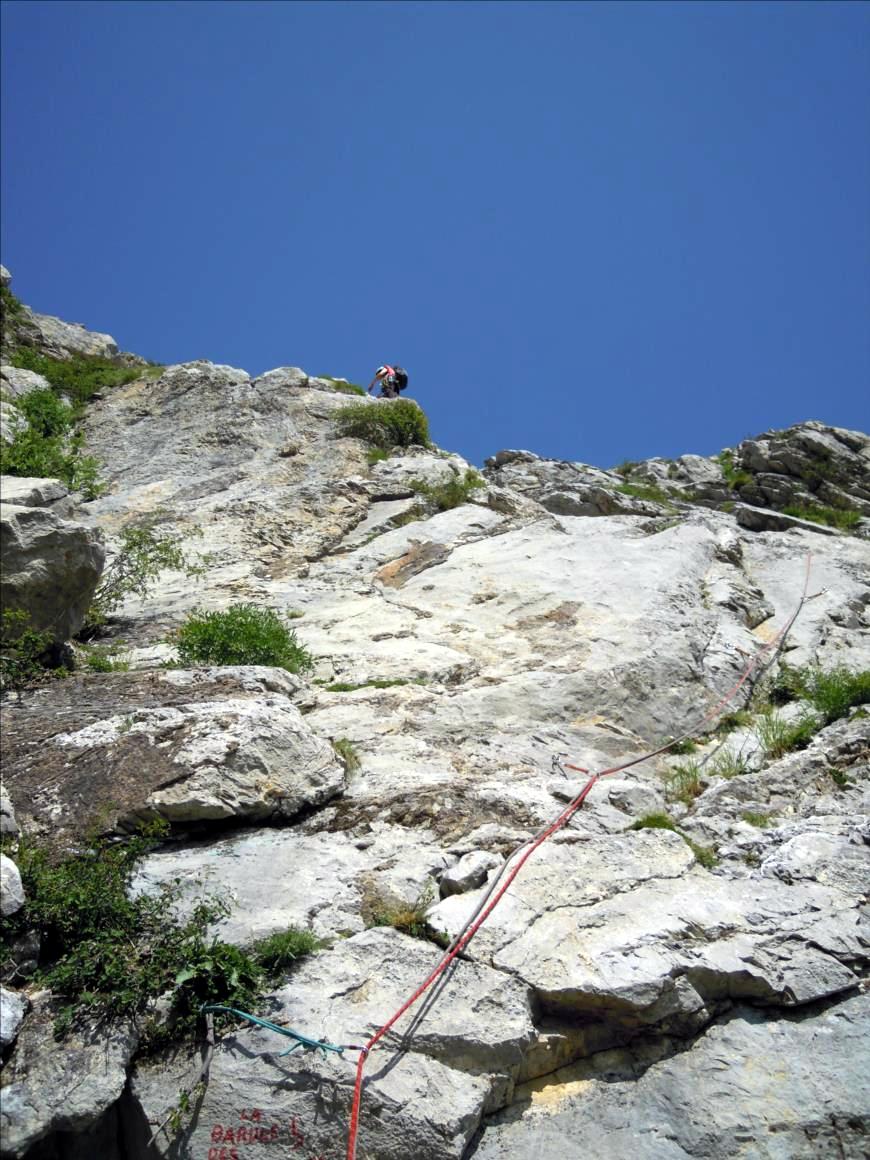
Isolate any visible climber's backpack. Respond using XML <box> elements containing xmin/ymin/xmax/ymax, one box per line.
<box><xmin>392</xmin><ymin>366</ymin><xmax>408</xmax><ymax>392</ymax></box>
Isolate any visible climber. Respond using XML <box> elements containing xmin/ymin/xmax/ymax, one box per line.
<box><xmin>367</xmin><ymin>364</ymin><xmax>408</xmax><ymax>399</ymax></box>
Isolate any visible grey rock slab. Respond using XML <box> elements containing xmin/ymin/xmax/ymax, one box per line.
<box><xmin>132</xmin><ymin>824</ymin><xmax>450</xmax><ymax>944</ymax></box>
<box><xmin>1</xmin><ymin>502</ymin><xmax>105</xmax><ymax>643</ymax></box>
<box><xmin>25</xmin><ymin>309</ymin><xmax>119</xmax><ymax>359</ymax></box>
<box><xmin>429</xmin><ymin>831</ymin><xmax>864</xmax><ymax>1031</ymax></box>
<box><xmin>0</xmin><ymin>785</ymin><xmax>18</xmax><ymax>835</ymax></box>
<box><xmin>440</xmin><ymin>851</ymin><xmax>504</xmax><ymax>897</ymax></box>
<box><xmin>473</xmin><ymin>991</ymin><xmax>870</xmax><ymax>1160</ymax></box>
<box><xmin>131</xmin><ymin>1028</ymin><xmax>491</xmax><ymax>1160</ymax></box>
<box><xmin>0</xmin><ymin>265</ymin><xmax>10</xmax><ymax>287</ymax></box>
<box><xmin>272</xmin><ymin>927</ymin><xmax>537</xmax><ymax>1080</ymax></box>
<box><xmin>0</xmin><ymin>993</ymin><xmax>137</xmax><ymax>1157</ymax></box>
<box><xmin>0</xmin><ymin>853</ymin><xmax>25</xmax><ymax>917</ymax></box>
<box><xmin>0</xmin><ymin>365</ymin><xmax>52</xmax><ymax>399</ymax></box>
<box><xmin>0</xmin><ymin>985</ymin><xmax>27</xmax><ymax>1049</ymax></box>
<box><xmin>1</xmin><ymin>667</ymin><xmax>343</xmax><ymax>838</ymax></box>
<box><xmin>0</xmin><ymin>475</ymin><xmax>73</xmax><ymax>513</ymax></box>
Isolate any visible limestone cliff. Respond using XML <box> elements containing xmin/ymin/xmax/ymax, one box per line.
<box><xmin>0</xmin><ymin>278</ymin><xmax>868</xmax><ymax>1160</ymax></box>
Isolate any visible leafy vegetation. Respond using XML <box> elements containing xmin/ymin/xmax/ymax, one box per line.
<box><xmin>684</xmin><ymin>837</ymin><xmax>718</xmax><ymax>869</ymax></box>
<box><xmin>174</xmin><ymin>604</ymin><xmax>313</xmax><ymax>673</ymax></box>
<box><xmin>0</xmin><ymin>388</ymin><xmax>103</xmax><ymax>497</ymax></box>
<box><xmin>665</xmin><ymin>736</ymin><xmax>697</xmax><ymax>755</ymax></box>
<box><xmin>0</xmin><ymin>824</ymin><xmax>262</xmax><ymax>1042</ymax></box>
<box><xmin>782</xmin><ymin>503</ymin><xmax>861</xmax><ymax>531</ymax></box>
<box><xmin>7</xmin><ymin>347</ymin><xmax>142</xmax><ymax>408</ymax></box>
<box><xmin>84</xmin><ymin>518</ymin><xmax>206</xmax><ymax>635</ymax></box>
<box><xmin>410</xmin><ymin>469</ymin><xmax>485</xmax><ymax>512</ymax></box>
<box><xmin>334</xmin><ymin>398</ymin><xmax>430</xmax><ymax>450</ymax></box>
<box><xmin>717</xmin><ymin>449</ymin><xmax>752</xmax><ymax>490</ymax></box>
<box><xmin>616</xmin><ymin>481</ymin><xmax>677</xmax><ymax>508</ymax></box>
<box><xmin>767</xmin><ymin>663</ymin><xmax>869</xmax><ymax>724</ymax></box>
<box><xmin>1</xmin><ymin>284</ymin><xmax>25</xmax><ymax>320</ymax></box>
<box><xmin>366</xmin><ymin>448</ymin><xmax>390</xmax><ymax>466</ymax></box>
<box><xmin>628</xmin><ymin>812</ymin><xmax>677</xmax><ymax>832</ymax></box>
<box><xmin>79</xmin><ymin>642</ymin><xmax>131</xmax><ymax>673</ymax></box>
<box><xmin>332</xmin><ymin>737</ymin><xmax>361</xmax><ymax>774</ymax></box>
<box><xmin>0</xmin><ymin>609</ymin><xmax>65</xmax><ymax>691</ymax></box>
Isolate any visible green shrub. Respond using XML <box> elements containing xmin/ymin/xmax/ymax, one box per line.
<box><xmin>1</xmin><ymin>284</ymin><xmax>25</xmax><ymax>320</ymax></box>
<box><xmin>782</xmin><ymin>503</ymin><xmax>861</xmax><ymax>531</ymax></box>
<box><xmin>251</xmin><ymin>928</ymin><xmax>325</xmax><ymax>976</ymax></box>
<box><xmin>665</xmin><ymin>737</ymin><xmax>697</xmax><ymax>755</ymax></box>
<box><xmin>0</xmin><ymin>609</ymin><xmax>62</xmax><ymax>690</ymax></box>
<box><xmin>8</xmin><ymin>348</ymin><xmax>141</xmax><ymax>408</ymax></box>
<box><xmin>754</xmin><ymin>709</ymin><xmax>820</xmax><ymax>761</ymax></box>
<box><xmin>335</xmin><ymin>398</ymin><xmax>430</xmax><ymax>450</ymax></box>
<box><xmin>0</xmin><ymin>410</ymin><xmax>104</xmax><ymax>498</ymax></box>
<box><xmin>685</xmin><ymin>837</ymin><xmax>718</xmax><ymax>869</ymax></box>
<box><xmin>84</xmin><ymin>518</ymin><xmax>206</xmax><ymax>635</ymax></box>
<box><xmin>717</xmin><ymin>450</ymin><xmax>752</xmax><ymax>490</ymax></box>
<box><xmin>410</xmin><ymin>469</ymin><xmax>484</xmax><ymax>512</ymax></box>
<box><xmin>174</xmin><ymin>604</ymin><xmax>313</xmax><ymax>672</ymax></box>
<box><xmin>628</xmin><ymin>813</ymin><xmax>677</xmax><ymax>832</ymax></box>
<box><xmin>800</xmin><ymin>665</ymin><xmax>870</xmax><ymax>723</ymax></box>
<box><xmin>332</xmin><ymin>737</ymin><xmax>361</xmax><ymax>774</ymax></box>
<box><xmin>741</xmin><ymin>811</ymin><xmax>772</xmax><ymax>827</ymax></box>
<box><xmin>366</xmin><ymin>448</ymin><xmax>389</xmax><ymax>465</ymax></box>
<box><xmin>617</xmin><ymin>482</ymin><xmax>677</xmax><ymax>508</ymax></box>
<box><xmin>17</xmin><ymin>387</ymin><xmax>73</xmax><ymax>437</ymax></box>
<box><xmin>1</xmin><ymin>825</ymin><xmax>262</xmax><ymax>1040</ymax></box>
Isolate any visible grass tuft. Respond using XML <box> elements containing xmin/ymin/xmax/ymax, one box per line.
<box><xmin>335</xmin><ymin>398</ymin><xmax>430</xmax><ymax>450</ymax></box>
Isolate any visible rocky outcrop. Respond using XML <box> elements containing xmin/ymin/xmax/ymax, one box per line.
<box><xmin>0</xmin><ymin>854</ymin><xmax>25</xmax><ymax>918</ymax></box>
<box><xmin>0</xmin><ymin>285</ymin><xmax>868</xmax><ymax>1160</ymax></box>
<box><xmin>0</xmin><ymin>994</ymin><xmax>137</xmax><ymax>1158</ymax></box>
<box><xmin>1</xmin><ymin>667</ymin><xmax>345</xmax><ymax>841</ymax></box>
<box><xmin>0</xmin><ymin>501</ymin><xmax>104</xmax><ymax>644</ymax></box>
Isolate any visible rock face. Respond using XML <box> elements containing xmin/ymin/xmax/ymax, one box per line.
<box><xmin>1</xmin><ymin>667</ymin><xmax>345</xmax><ymax>840</ymax></box>
<box><xmin>0</xmin><ymin>289</ymin><xmax>868</xmax><ymax>1160</ymax></box>
<box><xmin>0</xmin><ymin>501</ymin><xmax>105</xmax><ymax>643</ymax></box>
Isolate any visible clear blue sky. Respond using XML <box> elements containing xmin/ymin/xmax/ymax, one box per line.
<box><xmin>2</xmin><ymin>0</ymin><xmax>868</xmax><ymax>468</ymax></box>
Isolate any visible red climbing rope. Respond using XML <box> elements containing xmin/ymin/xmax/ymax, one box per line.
<box><xmin>345</xmin><ymin>555</ymin><xmax>813</xmax><ymax>1160</ymax></box>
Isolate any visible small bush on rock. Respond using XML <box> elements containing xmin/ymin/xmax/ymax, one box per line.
<box><xmin>1</xmin><ymin>824</ymin><xmax>262</xmax><ymax>1041</ymax></box>
<box><xmin>252</xmin><ymin>928</ymin><xmax>325</xmax><ymax>977</ymax></box>
<box><xmin>0</xmin><ymin>609</ymin><xmax>64</xmax><ymax>691</ymax></box>
<box><xmin>410</xmin><ymin>469</ymin><xmax>484</xmax><ymax>512</ymax></box>
<box><xmin>8</xmin><ymin>347</ymin><xmax>141</xmax><ymax>408</ymax></box>
<box><xmin>334</xmin><ymin>399</ymin><xmax>430</xmax><ymax>449</ymax></box>
<box><xmin>84</xmin><ymin>518</ymin><xmax>206</xmax><ymax>636</ymax></box>
<box><xmin>174</xmin><ymin>604</ymin><xmax>313</xmax><ymax>672</ymax></box>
